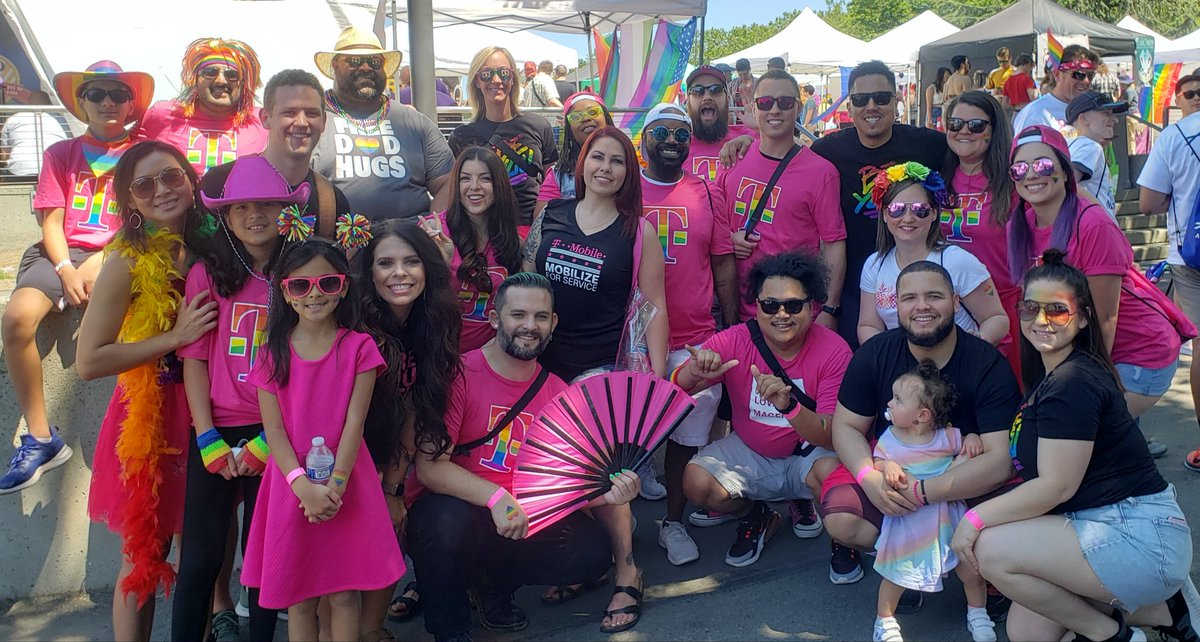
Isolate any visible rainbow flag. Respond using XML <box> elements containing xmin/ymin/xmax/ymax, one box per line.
<box><xmin>1141</xmin><ymin>62</ymin><xmax>1183</xmax><ymax>125</ymax></box>
<box><xmin>593</xmin><ymin>28</ymin><xmax>615</xmax><ymax>96</ymax></box>
<box><xmin>1047</xmin><ymin>29</ymin><xmax>1064</xmax><ymax>70</ymax></box>
<box><xmin>816</xmin><ymin>67</ymin><xmax>853</xmax><ymax>122</ymax></box>
<box><xmin>620</xmin><ymin>18</ymin><xmax>698</xmax><ymax>135</ymax></box>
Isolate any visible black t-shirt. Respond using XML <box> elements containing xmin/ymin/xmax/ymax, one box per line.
<box><xmin>534</xmin><ymin>199</ymin><xmax>634</xmax><ymax>381</ymax></box>
<box><xmin>555</xmin><ymin>80</ymin><xmax>574</xmax><ymax>103</ymax></box>
<box><xmin>201</xmin><ymin>161</ymin><xmax>351</xmax><ymax>236</ymax></box>
<box><xmin>838</xmin><ymin>327</ymin><xmax>1019</xmax><ymax>439</ymax></box>
<box><xmin>1011</xmin><ymin>351</ymin><xmax>1166</xmax><ymax>514</ymax></box>
<box><xmin>811</xmin><ymin>125</ymin><xmax>948</xmax><ymax>348</ymax></box>
<box><xmin>448</xmin><ymin>113</ymin><xmax>559</xmax><ymax>226</ymax></box>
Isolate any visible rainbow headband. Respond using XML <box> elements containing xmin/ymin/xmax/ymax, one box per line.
<box><xmin>194</xmin><ymin>54</ymin><xmax>240</xmax><ymax>73</ymax></box>
<box><xmin>870</xmin><ymin>161</ymin><xmax>951</xmax><ymax>210</ymax></box>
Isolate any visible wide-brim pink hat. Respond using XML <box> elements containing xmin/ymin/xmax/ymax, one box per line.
<box><xmin>200</xmin><ymin>156</ymin><xmax>311</xmax><ymax>210</ymax></box>
<box><xmin>53</xmin><ymin>60</ymin><xmax>153</xmax><ymax>124</ymax></box>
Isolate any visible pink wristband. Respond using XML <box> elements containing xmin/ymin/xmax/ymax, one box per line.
<box><xmin>964</xmin><ymin>508</ymin><xmax>986</xmax><ymax>530</ymax></box>
<box><xmin>285</xmin><ymin>467</ymin><xmax>306</xmax><ymax>486</ymax></box>
<box><xmin>487</xmin><ymin>487</ymin><xmax>508</xmax><ymax>509</ymax></box>
<box><xmin>782</xmin><ymin>401</ymin><xmax>803</xmax><ymax>420</ymax></box>
<box><xmin>854</xmin><ymin>466</ymin><xmax>874</xmax><ymax>485</ymax></box>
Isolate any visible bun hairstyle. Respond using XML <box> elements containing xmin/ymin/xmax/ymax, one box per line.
<box><xmin>899</xmin><ymin>359</ymin><xmax>957</xmax><ymax>428</ymax></box>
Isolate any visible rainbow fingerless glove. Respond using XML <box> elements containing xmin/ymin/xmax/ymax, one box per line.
<box><xmin>197</xmin><ymin>428</ymin><xmax>232</xmax><ymax>474</ymax></box>
<box><xmin>241</xmin><ymin>432</ymin><xmax>270</xmax><ymax>473</ymax></box>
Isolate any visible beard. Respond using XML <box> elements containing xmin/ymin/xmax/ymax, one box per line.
<box><xmin>338</xmin><ymin>70</ymin><xmax>384</xmax><ymax>101</ymax></box>
<box><xmin>498</xmin><ymin>325</ymin><xmax>551</xmax><ymax>361</ymax></box>
<box><xmin>646</xmin><ymin>149</ymin><xmax>685</xmax><ymax>177</ymax></box>
<box><xmin>692</xmin><ymin>116</ymin><xmax>729</xmax><ymax>144</ymax></box>
<box><xmin>901</xmin><ymin>314</ymin><xmax>955</xmax><ymax>348</ymax></box>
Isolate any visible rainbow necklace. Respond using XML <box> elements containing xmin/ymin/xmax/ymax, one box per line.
<box><xmin>323</xmin><ymin>90</ymin><xmax>389</xmax><ymax>134</ymax></box>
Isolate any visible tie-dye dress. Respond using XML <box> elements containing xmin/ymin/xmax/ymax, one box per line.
<box><xmin>872</xmin><ymin>425</ymin><xmax>966</xmax><ymax>592</ymax></box>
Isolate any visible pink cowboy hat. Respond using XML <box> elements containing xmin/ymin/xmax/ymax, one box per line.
<box><xmin>200</xmin><ymin>156</ymin><xmax>311</xmax><ymax>210</ymax></box>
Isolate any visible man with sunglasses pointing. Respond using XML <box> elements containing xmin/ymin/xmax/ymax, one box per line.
<box><xmin>1013</xmin><ymin>44</ymin><xmax>1100</xmax><ymax>135</ymax></box>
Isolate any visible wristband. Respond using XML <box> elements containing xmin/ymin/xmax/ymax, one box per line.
<box><xmin>964</xmin><ymin>508</ymin><xmax>986</xmax><ymax>531</ymax></box>
<box><xmin>918</xmin><ymin>479</ymin><xmax>930</xmax><ymax>506</ymax></box>
<box><xmin>854</xmin><ymin>465</ymin><xmax>874</xmax><ymax>485</ymax></box>
<box><xmin>285</xmin><ymin>467</ymin><xmax>306</xmax><ymax>486</ymax></box>
<box><xmin>196</xmin><ymin>428</ymin><xmax>233</xmax><ymax>474</ymax></box>
<box><xmin>486</xmin><ymin>487</ymin><xmax>508</xmax><ymax>509</ymax></box>
<box><xmin>53</xmin><ymin>259</ymin><xmax>72</xmax><ymax>274</ymax></box>
<box><xmin>914</xmin><ymin>480</ymin><xmax>926</xmax><ymax>507</ymax></box>
<box><xmin>240</xmin><ymin>431</ymin><xmax>270</xmax><ymax>473</ymax></box>
<box><xmin>781</xmin><ymin>398</ymin><xmax>803</xmax><ymax>419</ymax></box>
<box><xmin>668</xmin><ymin>364</ymin><xmax>685</xmax><ymax>386</ymax></box>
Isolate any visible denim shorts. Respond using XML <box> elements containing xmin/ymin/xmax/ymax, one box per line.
<box><xmin>1115</xmin><ymin>361</ymin><xmax>1178</xmax><ymax>397</ymax></box>
<box><xmin>1066</xmin><ymin>484</ymin><xmax>1193</xmax><ymax>612</ymax></box>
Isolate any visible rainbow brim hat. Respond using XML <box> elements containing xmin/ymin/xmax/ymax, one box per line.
<box><xmin>53</xmin><ymin>60</ymin><xmax>153</xmax><ymax>124</ymax></box>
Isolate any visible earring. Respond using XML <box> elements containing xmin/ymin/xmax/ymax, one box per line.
<box><xmin>129</xmin><ymin>212</ymin><xmax>143</xmax><ymax>230</ymax></box>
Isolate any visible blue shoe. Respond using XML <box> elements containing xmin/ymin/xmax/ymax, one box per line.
<box><xmin>0</xmin><ymin>428</ymin><xmax>73</xmax><ymax>494</ymax></box>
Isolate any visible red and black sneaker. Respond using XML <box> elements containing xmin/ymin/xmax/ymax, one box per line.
<box><xmin>724</xmin><ymin>501</ymin><xmax>781</xmax><ymax>567</ymax></box>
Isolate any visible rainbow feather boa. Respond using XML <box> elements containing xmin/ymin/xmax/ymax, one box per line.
<box><xmin>109</xmin><ymin>226</ymin><xmax>185</xmax><ymax>605</ymax></box>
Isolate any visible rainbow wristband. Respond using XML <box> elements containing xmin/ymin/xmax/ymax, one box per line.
<box><xmin>854</xmin><ymin>466</ymin><xmax>874</xmax><ymax>485</ymax></box>
<box><xmin>668</xmin><ymin>364</ymin><xmax>685</xmax><ymax>386</ymax></box>
<box><xmin>240</xmin><ymin>432</ymin><xmax>270</xmax><ymax>473</ymax></box>
<box><xmin>964</xmin><ymin>508</ymin><xmax>986</xmax><ymax>531</ymax></box>
<box><xmin>487</xmin><ymin>487</ymin><xmax>508</xmax><ymax>509</ymax></box>
<box><xmin>197</xmin><ymin>428</ymin><xmax>232</xmax><ymax>474</ymax></box>
<box><xmin>285</xmin><ymin>467</ymin><xmax>306</xmax><ymax>486</ymax></box>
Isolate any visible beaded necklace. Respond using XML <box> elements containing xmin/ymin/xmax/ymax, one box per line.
<box><xmin>323</xmin><ymin>90</ymin><xmax>389</xmax><ymax>134</ymax></box>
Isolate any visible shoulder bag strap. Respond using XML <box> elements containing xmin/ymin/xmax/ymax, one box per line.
<box><xmin>742</xmin><ymin>144</ymin><xmax>801</xmax><ymax>237</ymax></box>
<box><xmin>746</xmin><ymin>320</ymin><xmax>816</xmax><ymax>412</ymax></box>
<box><xmin>489</xmin><ymin>133</ymin><xmax>543</xmax><ymax>181</ymax></box>
<box><xmin>313</xmin><ymin>172</ymin><xmax>337</xmax><ymax>239</ymax></box>
<box><xmin>452</xmin><ymin>367</ymin><xmax>551</xmax><ymax>456</ymax></box>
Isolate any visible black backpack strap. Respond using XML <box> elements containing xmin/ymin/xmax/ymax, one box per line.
<box><xmin>489</xmin><ymin>133</ymin><xmax>543</xmax><ymax>181</ymax></box>
<box><xmin>746</xmin><ymin>320</ymin><xmax>816</xmax><ymax>412</ymax></box>
<box><xmin>453</xmin><ymin>367</ymin><xmax>550</xmax><ymax>456</ymax></box>
<box><xmin>742</xmin><ymin>144</ymin><xmax>800</xmax><ymax>237</ymax></box>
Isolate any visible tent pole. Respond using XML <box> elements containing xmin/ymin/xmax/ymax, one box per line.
<box><xmin>699</xmin><ymin>16</ymin><xmax>705</xmax><ymax>63</ymax></box>
<box><xmin>585</xmin><ymin>11</ymin><xmax>595</xmax><ymax>91</ymax></box>
<box><xmin>408</xmin><ymin>0</ymin><xmax>436</xmax><ymax>121</ymax></box>
<box><xmin>391</xmin><ymin>0</ymin><xmax>398</xmax><ymax>66</ymax></box>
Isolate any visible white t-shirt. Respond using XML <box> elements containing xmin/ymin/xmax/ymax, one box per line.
<box><xmin>860</xmin><ymin>245</ymin><xmax>991</xmax><ymax>335</ymax></box>
<box><xmin>1068</xmin><ymin>136</ymin><xmax>1116</xmax><ymax>219</ymax></box>
<box><xmin>1</xmin><ymin>112</ymin><xmax>69</xmax><ymax>177</ymax></box>
<box><xmin>1136</xmin><ymin>111</ymin><xmax>1200</xmax><ymax>265</ymax></box>
<box><xmin>1012</xmin><ymin>93</ymin><xmax>1069</xmax><ymax>134</ymax></box>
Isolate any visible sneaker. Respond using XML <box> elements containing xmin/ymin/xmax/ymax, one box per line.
<box><xmin>873</xmin><ymin>616</ymin><xmax>903</xmax><ymax>642</ymax></box>
<box><xmin>235</xmin><ymin>584</ymin><xmax>250</xmax><ymax>618</ymax></box>
<box><xmin>895</xmin><ymin>589</ymin><xmax>924</xmax><ymax>614</ymax></box>
<box><xmin>0</xmin><ymin>428</ymin><xmax>73</xmax><ymax>494</ymax></box>
<box><xmin>637</xmin><ymin>462</ymin><xmax>666</xmax><ymax>500</ymax></box>
<box><xmin>210</xmin><ymin>609</ymin><xmax>240</xmax><ymax>642</ymax></box>
<box><xmin>1148</xmin><ymin>440</ymin><xmax>1169</xmax><ymax>459</ymax></box>
<box><xmin>788</xmin><ymin>498</ymin><xmax>823</xmax><ymax>539</ymax></box>
<box><xmin>477</xmin><ymin>591</ymin><xmax>528</xmax><ymax>632</ymax></box>
<box><xmin>985</xmin><ymin>583</ymin><xmax>1010</xmax><ymax>622</ymax></box>
<box><xmin>1154</xmin><ymin>575</ymin><xmax>1200</xmax><ymax>642</ymax></box>
<box><xmin>829</xmin><ymin>542</ymin><xmax>864</xmax><ymax>584</ymax></box>
<box><xmin>658</xmin><ymin>520</ymin><xmax>700</xmax><ymax>566</ymax></box>
<box><xmin>967</xmin><ymin>607</ymin><xmax>997</xmax><ymax>642</ymax></box>
<box><xmin>689</xmin><ymin>508</ymin><xmax>737</xmax><ymax>527</ymax></box>
<box><xmin>724</xmin><ymin>502</ymin><xmax>780</xmax><ymax>567</ymax></box>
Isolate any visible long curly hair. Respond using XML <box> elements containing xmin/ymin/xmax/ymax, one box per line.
<box><xmin>177</xmin><ymin>37</ymin><xmax>262</xmax><ymax>126</ymax></box>
<box><xmin>446</xmin><ymin>147</ymin><xmax>522</xmax><ymax>292</ymax></box>
<box><xmin>356</xmin><ymin>221</ymin><xmax>461</xmax><ymax>465</ymax></box>
<box><xmin>942</xmin><ymin>91</ymin><xmax>1014</xmax><ymax>227</ymax></box>
<box><xmin>113</xmin><ymin>140</ymin><xmax>209</xmax><ymax>251</ymax></box>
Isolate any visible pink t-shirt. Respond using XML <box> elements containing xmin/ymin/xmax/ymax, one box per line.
<box><xmin>409</xmin><ymin>349</ymin><xmax>569</xmax><ymax>499</ymax></box>
<box><xmin>32</xmin><ymin>137</ymin><xmax>126</xmax><ymax>249</ymax></box>
<box><xmin>436</xmin><ymin>212</ymin><xmax>511</xmax><ymax>352</ymax></box>
<box><xmin>687</xmin><ymin>125</ymin><xmax>755</xmax><ymax>182</ymax></box>
<box><xmin>1023</xmin><ymin>201</ymin><xmax>1181</xmax><ymax>368</ymax></box>
<box><xmin>641</xmin><ymin>172</ymin><xmax>733</xmax><ymax>349</ymax></box>
<box><xmin>136</xmin><ymin>100</ymin><xmax>268</xmax><ymax>176</ymax></box>
<box><xmin>718</xmin><ymin>141</ymin><xmax>846</xmax><ymax>319</ymax></box>
<box><xmin>701</xmin><ymin>323</ymin><xmax>851</xmax><ymax>458</ymax></box>
<box><xmin>178</xmin><ymin>263</ymin><xmax>270</xmax><ymax>426</ymax></box>
<box><xmin>943</xmin><ymin>168</ymin><xmax>1017</xmax><ymax>292</ymax></box>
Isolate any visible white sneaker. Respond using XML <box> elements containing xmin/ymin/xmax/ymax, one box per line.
<box><xmin>966</xmin><ymin>608</ymin><xmax>997</xmax><ymax>642</ymax></box>
<box><xmin>873</xmin><ymin>616</ymin><xmax>903</xmax><ymax>642</ymax></box>
<box><xmin>637</xmin><ymin>462</ymin><xmax>667</xmax><ymax>500</ymax></box>
<box><xmin>658</xmin><ymin>519</ymin><xmax>700</xmax><ymax>565</ymax></box>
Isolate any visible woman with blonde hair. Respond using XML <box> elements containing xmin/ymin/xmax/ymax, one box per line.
<box><xmin>448</xmin><ymin>46</ymin><xmax>557</xmax><ymax>227</ymax></box>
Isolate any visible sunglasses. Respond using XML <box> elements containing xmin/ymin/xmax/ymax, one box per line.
<box><xmin>758</xmin><ymin>297</ymin><xmax>811</xmax><ymax>315</ymax></box>
<box><xmin>688</xmin><ymin>83</ymin><xmax>726</xmax><ymax>96</ymax></box>
<box><xmin>566</xmin><ymin>105</ymin><xmax>604</xmax><ymax>125</ymax></box>
<box><xmin>281</xmin><ymin>273</ymin><xmax>347</xmax><ymax>298</ymax></box>
<box><xmin>1015</xmin><ymin>300</ymin><xmax>1075</xmax><ymax>326</ymax></box>
<box><xmin>342</xmin><ymin>56</ymin><xmax>382</xmax><ymax>70</ymax></box>
<box><xmin>129</xmin><ymin>167</ymin><xmax>188</xmax><ymax>199</ymax></box>
<box><xmin>946</xmin><ymin>117</ymin><xmax>991</xmax><ymax>133</ymax></box>
<box><xmin>1069</xmin><ymin>70</ymin><xmax>1096</xmax><ymax>82</ymax></box>
<box><xmin>754</xmin><ymin>95</ymin><xmax>797</xmax><ymax>111</ymax></box>
<box><xmin>476</xmin><ymin>67</ymin><xmax>513</xmax><ymax>84</ymax></box>
<box><xmin>885</xmin><ymin>202</ymin><xmax>934</xmax><ymax>219</ymax></box>
<box><xmin>198</xmin><ymin>66</ymin><xmax>241</xmax><ymax>82</ymax></box>
<box><xmin>647</xmin><ymin>125</ymin><xmax>690</xmax><ymax>143</ymax></box>
<box><xmin>849</xmin><ymin>91</ymin><xmax>894</xmax><ymax>108</ymax></box>
<box><xmin>1009</xmin><ymin>157</ymin><xmax>1057</xmax><ymax>182</ymax></box>
<box><xmin>1181</xmin><ymin>89</ymin><xmax>1200</xmax><ymax>101</ymax></box>
<box><xmin>80</xmin><ymin>87</ymin><xmax>132</xmax><ymax>104</ymax></box>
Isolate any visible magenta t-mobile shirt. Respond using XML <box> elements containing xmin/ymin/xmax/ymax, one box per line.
<box><xmin>136</xmin><ymin>100</ymin><xmax>268</xmax><ymax>176</ymax></box>
<box><xmin>943</xmin><ymin>168</ymin><xmax>1017</xmax><ymax>292</ymax></box>
<box><xmin>32</xmin><ymin>137</ymin><xmax>126</xmax><ymax>250</ymax></box>
<box><xmin>686</xmin><ymin>125</ymin><xmax>756</xmax><ymax>182</ymax></box>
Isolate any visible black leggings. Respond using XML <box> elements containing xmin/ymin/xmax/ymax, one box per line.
<box><xmin>407</xmin><ymin>492</ymin><xmax>612</xmax><ymax>638</ymax></box>
<box><xmin>171</xmin><ymin>424</ymin><xmax>277</xmax><ymax>642</ymax></box>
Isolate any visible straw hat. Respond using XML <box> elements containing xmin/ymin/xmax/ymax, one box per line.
<box><xmin>53</xmin><ymin>60</ymin><xmax>154</xmax><ymax>124</ymax></box>
<box><xmin>314</xmin><ymin>26</ymin><xmax>402</xmax><ymax>79</ymax></box>
<box><xmin>200</xmin><ymin>156</ymin><xmax>310</xmax><ymax>210</ymax></box>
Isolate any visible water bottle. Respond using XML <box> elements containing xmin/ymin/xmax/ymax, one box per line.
<box><xmin>305</xmin><ymin>436</ymin><xmax>334</xmax><ymax>483</ymax></box>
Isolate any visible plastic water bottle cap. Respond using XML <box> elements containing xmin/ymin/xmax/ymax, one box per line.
<box><xmin>312</xmin><ymin>436</ymin><xmax>325</xmax><ymax>446</ymax></box>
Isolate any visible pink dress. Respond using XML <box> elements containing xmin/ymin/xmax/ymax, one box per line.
<box><xmin>241</xmin><ymin>329</ymin><xmax>404</xmax><ymax>609</ymax></box>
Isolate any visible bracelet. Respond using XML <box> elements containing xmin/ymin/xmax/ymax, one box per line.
<box><xmin>196</xmin><ymin>428</ymin><xmax>232</xmax><ymax>473</ymax></box>
<box><xmin>53</xmin><ymin>258</ymin><xmax>72</xmax><ymax>274</ymax></box>
<box><xmin>782</xmin><ymin>399</ymin><xmax>803</xmax><ymax>420</ymax></box>
<box><xmin>918</xmin><ymin>479</ymin><xmax>929</xmax><ymax>506</ymax></box>
<box><xmin>668</xmin><ymin>364</ymin><xmax>685</xmax><ymax>386</ymax></box>
<box><xmin>964</xmin><ymin>508</ymin><xmax>986</xmax><ymax>531</ymax></box>
<box><xmin>854</xmin><ymin>466</ymin><xmax>874</xmax><ymax>485</ymax></box>
<box><xmin>486</xmin><ymin>487</ymin><xmax>508</xmax><ymax>509</ymax></box>
<box><xmin>285</xmin><ymin>467</ymin><xmax>306</xmax><ymax>486</ymax></box>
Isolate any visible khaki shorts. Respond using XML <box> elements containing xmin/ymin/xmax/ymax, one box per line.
<box><xmin>689</xmin><ymin>432</ymin><xmax>835</xmax><ymax>502</ymax></box>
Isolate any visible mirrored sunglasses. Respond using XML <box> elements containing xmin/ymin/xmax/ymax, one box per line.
<box><xmin>885</xmin><ymin>202</ymin><xmax>935</xmax><ymax>219</ymax></box>
<box><xmin>1009</xmin><ymin>157</ymin><xmax>1057</xmax><ymax>182</ymax></box>
<box><xmin>755</xmin><ymin>95</ymin><xmax>797</xmax><ymax>111</ymax></box>
<box><xmin>648</xmin><ymin>125</ymin><xmax>691</xmax><ymax>143</ymax></box>
<box><xmin>477</xmin><ymin>67</ymin><xmax>513</xmax><ymax>84</ymax></box>
<box><xmin>343</xmin><ymin>56</ymin><xmax>383</xmax><ymax>70</ymax></box>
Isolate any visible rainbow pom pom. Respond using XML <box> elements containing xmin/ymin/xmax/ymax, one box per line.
<box><xmin>276</xmin><ymin>205</ymin><xmax>315</xmax><ymax>242</ymax></box>
<box><xmin>335</xmin><ymin>213</ymin><xmax>372</xmax><ymax>250</ymax></box>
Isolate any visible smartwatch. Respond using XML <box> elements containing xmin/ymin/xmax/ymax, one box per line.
<box><xmin>821</xmin><ymin>305</ymin><xmax>841</xmax><ymax>317</ymax></box>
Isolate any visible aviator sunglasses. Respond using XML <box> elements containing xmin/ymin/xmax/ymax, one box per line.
<box><xmin>129</xmin><ymin>167</ymin><xmax>188</xmax><ymax>199</ymax></box>
<box><xmin>758</xmin><ymin>297</ymin><xmax>811</xmax><ymax>315</ymax></box>
<box><xmin>647</xmin><ymin>126</ymin><xmax>691</xmax><ymax>143</ymax></box>
<box><xmin>885</xmin><ymin>202</ymin><xmax>935</xmax><ymax>219</ymax></box>
<box><xmin>946</xmin><ymin>117</ymin><xmax>990</xmax><ymax>133</ymax></box>
<box><xmin>1015</xmin><ymin>300</ymin><xmax>1075</xmax><ymax>326</ymax></box>
<box><xmin>281</xmin><ymin>274</ymin><xmax>348</xmax><ymax>298</ymax></box>
<box><xmin>1009</xmin><ymin>157</ymin><xmax>1057</xmax><ymax>182</ymax></box>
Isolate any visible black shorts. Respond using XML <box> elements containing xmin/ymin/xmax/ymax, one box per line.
<box><xmin>14</xmin><ymin>243</ymin><xmax>96</xmax><ymax>309</ymax></box>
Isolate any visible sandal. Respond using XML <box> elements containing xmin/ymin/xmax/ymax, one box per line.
<box><xmin>361</xmin><ymin>629</ymin><xmax>397</xmax><ymax>642</ymax></box>
<box><xmin>599</xmin><ymin>577</ymin><xmax>643</xmax><ymax>634</ymax></box>
<box><xmin>1186</xmin><ymin>447</ymin><xmax>1200</xmax><ymax>472</ymax></box>
<box><xmin>387</xmin><ymin>582</ymin><xmax>421</xmax><ymax>622</ymax></box>
<box><xmin>540</xmin><ymin>573</ymin><xmax>608</xmax><ymax>606</ymax></box>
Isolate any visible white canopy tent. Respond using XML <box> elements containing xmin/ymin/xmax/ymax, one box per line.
<box><xmin>377</xmin><ymin>0</ymin><xmax>707</xmax><ymax>34</ymax></box>
<box><xmin>867</xmin><ymin>11</ymin><xmax>959</xmax><ymax>66</ymax></box>
<box><xmin>1116</xmin><ymin>15</ymin><xmax>1173</xmax><ymax>51</ymax></box>
<box><xmin>1158</xmin><ymin>27</ymin><xmax>1200</xmax><ymax>65</ymax></box>
<box><xmin>385</xmin><ymin>21</ymin><xmax>577</xmax><ymax>73</ymax></box>
<box><xmin>713</xmin><ymin>7</ymin><xmax>869</xmax><ymax>74</ymax></box>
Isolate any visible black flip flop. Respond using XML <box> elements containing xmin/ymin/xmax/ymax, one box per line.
<box><xmin>387</xmin><ymin>581</ymin><xmax>421</xmax><ymax>623</ymax></box>
<box><xmin>599</xmin><ymin>584</ymin><xmax>643</xmax><ymax>634</ymax></box>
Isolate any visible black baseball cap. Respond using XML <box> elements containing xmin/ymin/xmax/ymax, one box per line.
<box><xmin>1066</xmin><ymin>91</ymin><xmax>1129</xmax><ymax>124</ymax></box>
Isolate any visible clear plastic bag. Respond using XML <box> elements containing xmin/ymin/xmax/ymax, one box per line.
<box><xmin>615</xmin><ymin>287</ymin><xmax>659</xmax><ymax>374</ymax></box>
